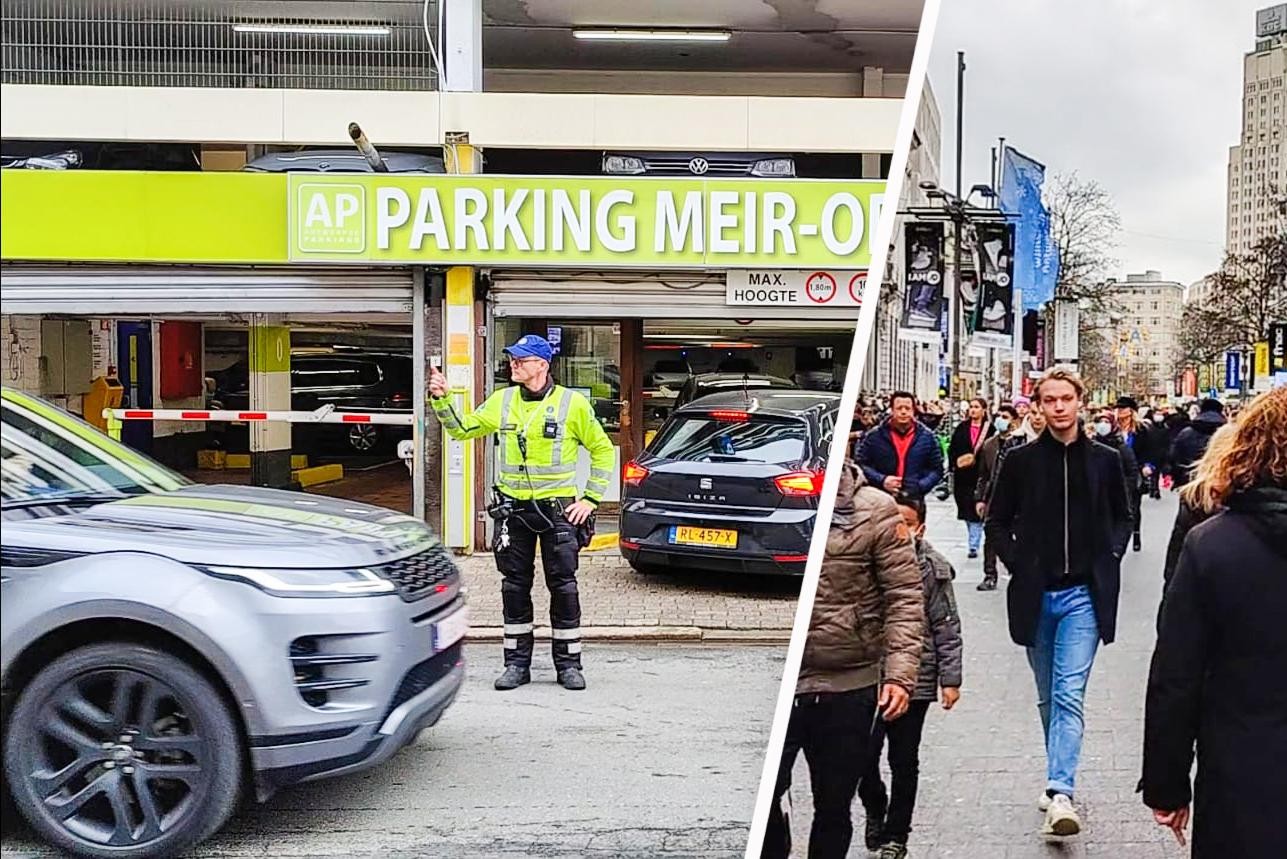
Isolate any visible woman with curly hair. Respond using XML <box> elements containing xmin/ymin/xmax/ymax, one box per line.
<box><xmin>1141</xmin><ymin>388</ymin><xmax>1287</xmax><ymax>857</ymax></box>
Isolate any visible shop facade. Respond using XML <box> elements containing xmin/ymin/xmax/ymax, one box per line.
<box><xmin>2</xmin><ymin>169</ymin><xmax>884</xmax><ymax>551</ymax></box>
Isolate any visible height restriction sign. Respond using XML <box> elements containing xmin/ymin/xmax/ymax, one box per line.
<box><xmin>805</xmin><ymin>271</ymin><xmax>838</xmax><ymax>303</ymax></box>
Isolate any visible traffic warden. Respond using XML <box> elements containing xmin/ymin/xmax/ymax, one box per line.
<box><xmin>428</xmin><ymin>334</ymin><xmax>615</xmax><ymax>692</ymax></box>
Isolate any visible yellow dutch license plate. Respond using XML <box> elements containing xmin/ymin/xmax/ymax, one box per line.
<box><xmin>671</xmin><ymin>526</ymin><xmax>738</xmax><ymax>549</ymax></box>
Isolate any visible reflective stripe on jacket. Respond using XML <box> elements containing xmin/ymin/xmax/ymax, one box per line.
<box><xmin>431</xmin><ymin>385</ymin><xmax>616</xmax><ymax>503</ymax></box>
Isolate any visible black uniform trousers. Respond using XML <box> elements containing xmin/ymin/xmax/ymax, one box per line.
<box><xmin>494</xmin><ymin>498</ymin><xmax>583</xmax><ymax>671</ymax></box>
<box><xmin>761</xmin><ymin>686</ymin><xmax>878</xmax><ymax>859</ymax></box>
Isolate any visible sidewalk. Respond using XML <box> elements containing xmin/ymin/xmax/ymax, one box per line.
<box><xmin>458</xmin><ymin>548</ymin><xmax>800</xmax><ymax>642</ymax></box>
<box><xmin>780</xmin><ymin>494</ymin><xmax>1184</xmax><ymax>857</ymax></box>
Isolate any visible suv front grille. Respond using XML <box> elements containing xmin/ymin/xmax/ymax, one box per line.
<box><xmin>382</xmin><ymin>642</ymin><xmax>463</xmax><ymax>722</ymax></box>
<box><xmin>370</xmin><ymin>544</ymin><xmax>459</xmax><ymax>602</ymax></box>
<box><xmin>642</xmin><ymin>157</ymin><xmax>755</xmax><ymax>176</ymax></box>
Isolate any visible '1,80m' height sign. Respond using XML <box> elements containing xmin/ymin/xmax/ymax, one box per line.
<box><xmin>288</xmin><ymin>175</ymin><xmax>883</xmax><ymax>269</ymax></box>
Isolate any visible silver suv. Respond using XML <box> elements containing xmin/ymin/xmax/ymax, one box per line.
<box><xmin>0</xmin><ymin>388</ymin><xmax>467</xmax><ymax>858</ymax></box>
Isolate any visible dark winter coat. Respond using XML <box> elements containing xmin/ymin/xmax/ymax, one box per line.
<box><xmin>1097</xmin><ymin>430</ymin><xmax>1141</xmax><ymax>517</ymax></box>
<box><xmin>948</xmin><ymin>419</ymin><xmax>994</xmax><ymax>521</ymax></box>
<box><xmin>1158</xmin><ymin>497</ymin><xmax>1216</xmax><ymax>631</ymax></box>
<box><xmin>984</xmin><ymin>430</ymin><xmax>1133</xmax><ymax>647</ymax></box>
<box><xmin>857</xmin><ymin>419</ymin><xmax>945</xmax><ymax>499</ymax></box>
<box><xmin>912</xmin><ymin>542</ymin><xmax>963</xmax><ymax>700</ymax></box>
<box><xmin>1141</xmin><ymin>485</ymin><xmax>1287</xmax><ymax>859</ymax></box>
<box><xmin>1168</xmin><ymin>412</ymin><xmax>1227</xmax><ymax>488</ymax></box>
<box><xmin>974</xmin><ymin>432</ymin><xmax>1024</xmax><ymax>506</ymax></box>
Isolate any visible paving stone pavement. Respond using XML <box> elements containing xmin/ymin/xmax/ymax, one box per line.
<box><xmin>780</xmin><ymin>492</ymin><xmax>1188</xmax><ymax>858</ymax></box>
<box><xmin>458</xmin><ymin>549</ymin><xmax>801</xmax><ymax>633</ymax></box>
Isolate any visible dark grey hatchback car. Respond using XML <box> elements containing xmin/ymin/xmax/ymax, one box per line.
<box><xmin>619</xmin><ymin>390</ymin><xmax>839</xmax><ymax>576</ymax></box>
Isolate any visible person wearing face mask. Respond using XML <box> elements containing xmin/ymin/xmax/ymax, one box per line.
<box><xmin>948</xmin><ymin>398</ymin><xmax>995</xmax><ymax>560</ymax></box>
<box><xmin>857</xmin><ymin>495</ymin><xmax>963</xmax><ymax>859</ymax></box>
<box><xmin>973</xmin><ymin>404</ymin><xmax>1022</xmax><ymax>591</ymax></box>
<box><xmin>1091</xmin><ymin>410</ymin><xmax>1142</xmax><ymax>514</ymax></box>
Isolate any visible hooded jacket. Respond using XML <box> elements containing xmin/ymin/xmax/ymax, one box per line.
<box><xmin>1142</xmin><ymin>485</ymin><xmax>1287</xmax><ymax>858</ymax></box>
<box><xmin>911</xmin><ymin>542</ymin><xmax>964</xmax><ymax>700</ymax></box>
<box><xmin>796</xmin><ymin>461</ymin><xmax>925</xmax><ymax>695</ymax></box>
<box><xmin>1168</xmin><ymin>411</ymin><xmax>1227</xmax><ymax>488</ymax></box>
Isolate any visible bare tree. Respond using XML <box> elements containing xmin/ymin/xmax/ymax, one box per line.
<box><xmin>1077</xmin><ymin>327</ymin><xmax>1118</xmax><ymax>396</ymax></box>
<box><xmin>1045</xmin><ymin>172</ymin><xmax>1123</xmax><ymax>311</ymax></box>
<box><xmin>1201</xmin><ymin>234</ymin><xmax>1286</xmax><ymax>350</ymax></box>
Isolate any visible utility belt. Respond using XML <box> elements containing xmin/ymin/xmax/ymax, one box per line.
<box><xmin>488</xmin><ymin>488</ymin><xmax>595</xmax><ymax>548</ymax></box>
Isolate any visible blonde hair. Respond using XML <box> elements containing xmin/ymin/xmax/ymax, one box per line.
<box><xmin>1034</xmin><ymin>365</ymin><xmax>1086</xmax><ymax>400</ymax></box>
<box><xmin>1180</xmin><ymin>388</ymin><xmax>1287</xmax><ymax>513</ymax></box>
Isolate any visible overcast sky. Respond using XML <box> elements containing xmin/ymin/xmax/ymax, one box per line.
<box><xmin>927</xmin><ymin>0</ymin><xmax>1261</xmax><ymax>286</ymax></box>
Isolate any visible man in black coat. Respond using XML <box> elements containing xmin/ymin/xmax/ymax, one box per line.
<box><xmin>1168</xmin><ymin>399</ymin><xmax>1226</xmax><ymax>488</ymax></box>
<box><xmin>986</xmin><ymin>367</ymin><xmax>1133</xmax><ymax>839</ymax></box>
<box><xmin>857</xmin><ymin>391</ymin><xmax>945</xmax><ymax>500</ymax></box>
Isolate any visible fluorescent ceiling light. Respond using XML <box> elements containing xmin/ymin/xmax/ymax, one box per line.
<box><xmin>232</xmin><ymin>22</ymin><xmax>391</xmax><ymax>36</ymax></box>
<box><xmin>573</xmin><ymin>29</ymin><xmax>731</xmax><ymax>42</ymax></box>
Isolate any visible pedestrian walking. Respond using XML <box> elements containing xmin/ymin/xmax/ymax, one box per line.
<box><xmin>1114</xmin><ymin>397</ymin><xmax>1152</xmax><ymax>551</ymax></box>
<box><xmin>858</xmin><ymin>495</ymin><xmax>962</xmax><ymax>859</ymax></box>
<box><xmin>984</xmin><ymin>366</ymin><xmax>1133</xmax><ymax>838</ymax></box>
<box><xmin>948</xmin><ymin>398</ymin><xmax>994</xmax><ymax>560</ymax></box>
<box><xmin>1157</xmin><ymin>423</ymin><xmax>1236</xmax><ymax>630</ymax></box>
<box><xmin>1143</xmin><ymin>409</ymin><xmax>1168</xmax><ymax>498</ymax></box>
<box><xmin>1142</xmin><ymin>388</ymin><xmax>1287</xmax><ymax>858</ymax></box>
<box><xmin>973</xmin><ymin>404</ymin><xmax>1021</xmax><ymax>590</ymax></box>
<box><xmin>1090</xmin><ymin>409</ymin><xmax>1141</xmax><ymax>539</ymax></box>
<box><xmin>429</xmin><ymin>334</ymin><xmax>615</xmax><ymax>692</ymax></box>
<box><xmin>849</xmin><ymin>403</ymin><xmax>879</xmax><ymax>460</ymax></box>
<box><xmin>857</xmin><ymin>391</ymin><xmax>945</xmax><ymax>500</ymax></box>
<box><xmin>1167</xmin><ymin>398</ymin><xmax>1227</xmax><ymax>489</ymax></box>
<box><xmin>761</xmin><ymin>461</ymin><xmax>925</xmax><ymax>859</ymax></box>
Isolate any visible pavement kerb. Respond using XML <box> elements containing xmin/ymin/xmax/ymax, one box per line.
<box><xmin>466</xmin><ymin>626</ymin><xmax>792</xmax><ymax>644</ymax></box>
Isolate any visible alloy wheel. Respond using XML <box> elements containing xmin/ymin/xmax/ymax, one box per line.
<box><xmin>348</xmin><ymin>424</ymin><xmax>379</xmax><ymax>452</ymax></box>
<box><xmin>24</xmin><ymin>668</ymin><xmax>211</xmax><ymax>849</ymax></box>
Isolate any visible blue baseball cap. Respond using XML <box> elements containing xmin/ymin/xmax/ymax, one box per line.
<box><xmin>503</xmin><ymin>334</ymin><xmax>554</xmax><ymax>362</ymax></box>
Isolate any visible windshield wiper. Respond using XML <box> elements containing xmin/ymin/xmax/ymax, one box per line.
<box><xmin>1</xmin><ymin>491</ymin><xmax>136</xmax><ymax>511</ymax></box>
<box><xmin>706</xmin><ymin>454</ymin><xmax>750</xmax><ymax>462</ymax></box>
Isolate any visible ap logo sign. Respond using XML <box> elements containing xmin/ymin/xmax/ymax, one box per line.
<box><xmin>296</xmin><ymin>183</ymin><xmax>366</xmax><ymax>253</ymax></box>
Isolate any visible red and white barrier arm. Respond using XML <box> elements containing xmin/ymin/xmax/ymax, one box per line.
<box><xmin>102</xmin><ymin>406</ymin><xmax>413</xmax><ymax>426</ymax></box>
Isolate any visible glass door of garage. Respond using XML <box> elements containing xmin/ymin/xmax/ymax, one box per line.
<box><xmin>492</xmin><ymin>319</ymin><xmax>624</xmax><ymax>504</ymax></box>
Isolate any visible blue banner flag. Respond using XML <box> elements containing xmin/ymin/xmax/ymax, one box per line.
<box><xmin>999</xmin><ymin>147</ymin><xmax>1060</xmax><ymax>311</ymax></box>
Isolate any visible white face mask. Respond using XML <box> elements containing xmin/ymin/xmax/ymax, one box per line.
<box><xmin>1152</xmin><ymin>414</ymin><xmax>1164</xmax><ymax>423</ymax></box>
<box><xmin>994</xmin><ymin>416</ymin><xmax>1011</xmax><ymax>433</ymax></box>
<box><xmin>1094</xmin><ymin>421</ymin><xmax>1113</xmax><ymax>437</ymax></box>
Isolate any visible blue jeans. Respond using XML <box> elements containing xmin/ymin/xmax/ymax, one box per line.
<box><xmin>1025</xmin><ymin>585</ymin><xmax>1099</xmax><ymax>797</ymax></box>
<box><xmin>966</xmin><ymin>520</ymin><xmax>984</xmax><ymax>553</ymax></box>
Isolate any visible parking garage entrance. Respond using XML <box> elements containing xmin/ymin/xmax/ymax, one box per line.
<box><xmin>486</xmin><ymin>270</ymin><xmax>860</xmax><ymax>525</ymax></box>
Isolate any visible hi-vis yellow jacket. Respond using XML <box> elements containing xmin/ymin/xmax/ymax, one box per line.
<box><xmin>431</xmin><ymin>384</ymin><xmax>615</xmax><ymax>503</ymax></box>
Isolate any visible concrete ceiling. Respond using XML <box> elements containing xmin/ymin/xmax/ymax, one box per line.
<box><xmin>16</xmin><ymin>0</ymin><xmax>924</xmax><ymax>74</ymax></box>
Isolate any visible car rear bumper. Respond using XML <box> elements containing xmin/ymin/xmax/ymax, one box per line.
<box><xmin>619</xmin><ymin>505</ymin><xmax>813</xmax><ymax>575</ymax></box>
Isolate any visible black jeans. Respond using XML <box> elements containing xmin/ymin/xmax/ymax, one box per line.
<box><xmin>983</xmin><ymin>533</ymin><xmax>999</xmax><ymax>579</ymax></box>
<box><xmin>494</xmin><ymin>500</ymin><xmax>583</xmax><ymax>671</ymax></box>
<box><xmin>761</xmin><ymin>686</ymin><xmax>878</xmax><ymax>859</ymax></box>
<box><xmin>857</xmin><ymin>700</ymin><xmax>933</xmax><ymax>845</ymax></box>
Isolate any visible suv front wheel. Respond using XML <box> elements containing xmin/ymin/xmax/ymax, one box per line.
<box><xmin>4</xmin><ymin>643</ymin><xmax>244</xmax><ymax>858</ymax></box>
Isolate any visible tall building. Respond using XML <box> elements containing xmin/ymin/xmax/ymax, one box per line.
<box><xmin>1102</xmin><ymin>271</ymin><xmax>1186</xmax><ymax>398</ymax></box>
<box><xmin>1226</xmin><ymin>4</ymin><xmax>1287</xmax><ymax>257</ymax></box>
<box><xmin>864</xmin><ymin>77</ymin><xmax>943</xmax><ymax>401</ymax></box>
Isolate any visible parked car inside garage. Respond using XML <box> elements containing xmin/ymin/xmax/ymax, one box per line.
<box><xmin>673</xmin><ymin>372</ymin><xmax>799</xmax><ymax>409</ymax></box>
<box><xmin>619</xmin><ymin>389</ymin><xmax>839</xmax><ymax>576</ymax></box>
<box><xmin>1</xmin><ymin>387</ymin><xmax>466</xmax><ymax>858</ymax></box>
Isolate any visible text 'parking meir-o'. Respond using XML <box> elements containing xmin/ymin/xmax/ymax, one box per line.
<box><xmin>371</xmin><ymin>188</ymin><xmax>881</xmax><ymax>256</ymax></box>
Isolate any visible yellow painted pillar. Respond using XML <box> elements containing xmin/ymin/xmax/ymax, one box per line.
<box><xmin>441</xmin><ymin>143</ymin><xmax>481</xmax><ymax>550</ymax></box>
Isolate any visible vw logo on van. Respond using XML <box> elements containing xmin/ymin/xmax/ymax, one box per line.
<box><xmin>688</xmin><ymin>157</ymin><xmax>710</xmax><ymax>175</ymax></box>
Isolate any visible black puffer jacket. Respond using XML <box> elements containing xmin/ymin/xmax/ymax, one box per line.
<box><xmin>1168</xmin><ymin>412</ymin><xmax>1227</xmax><ymax>487</ymax></box>
<box><xmin>912</xmin><ymin>542</ymin><xmax>963</xmax><ymax>701</ymax></box>
<box><xmin>1142</xmin><ymin>485</ymin><xmax>1287</xmax><ymax>858</ymax></box>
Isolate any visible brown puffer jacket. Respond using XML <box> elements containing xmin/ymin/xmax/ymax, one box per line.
<box><xmin>797</xmin><ymin>461</ymin><xmax>926</xmax><ymax>695</ymax></box>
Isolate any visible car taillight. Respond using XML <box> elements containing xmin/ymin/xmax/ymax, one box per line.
<box><xmin>623</xmin><ymin>461</ymin><xmax>650</xmax><ymax>486</ymax></box>
<box><xmin>774</xmin><ymin>470</ymin><xmax>824</xmax><ymax>497</ymax></box>
<box><xmin>388</xmin><ymin>392</ymin><xmax>412</xmax><ymax>407</ymax></box>
<box><xmin>708</xmin><ymin>409</ymin><xmax>751</xmax><ymax>422</ymax></box>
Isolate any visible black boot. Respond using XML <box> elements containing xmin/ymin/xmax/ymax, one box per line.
<box><xmin>494</xmin><ymin>665</ymin><xmax>531</xmax><ymax>691</ymax></box>
<box><xmin>864</xmin><ymin>807</ymin><xmax>886</xmax><ymax>851</ymax></box>
<box><xmin>977</xmin><ymin>577</ymin><xmax>997</xmax><ymax>591</ymax></box>
<box><xmin>557</xmin><ymin>667</ymin><xmax>586</xmax><ymax>690</ymax></box>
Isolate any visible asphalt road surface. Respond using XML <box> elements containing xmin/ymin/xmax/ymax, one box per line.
<box><xmin>2</xmin><ymin>645</ymin><xmax>782</xmax><ymax>858</ymax></box>
<box><xmin>775</xmin><ymin>492</ymin><xmax>1188</xmax><ymax>858</ymax></box>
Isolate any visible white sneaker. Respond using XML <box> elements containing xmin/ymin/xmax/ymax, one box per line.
<box><xmin>1037</xmin><ymin>792</ymin><xmax>1052</xmax><ymax>812</ymax></box>
<box><xmin>1042</xmin><ymin>793</ymin><xmax>1081</xmax><ymax>836</ymax></box>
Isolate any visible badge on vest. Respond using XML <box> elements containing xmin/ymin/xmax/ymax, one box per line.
<box><xmin>543</xmin><ymin>418</ymin><xmax>559</xmax><ymax>439</ymax></box>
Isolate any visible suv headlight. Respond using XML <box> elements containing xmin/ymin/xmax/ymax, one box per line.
<box><xmin>751</xmin><ymin>158</ymin><xmax>795</xmax><ymax>177</ymax></box>
<box><xmin>603</xmin><ymin>155</ymin><xmax>645</xmax><ymax>174</ymax></box>
<box><xmin>198</xmin><ymin>565</ymin><xmax>395</xmax><ymax>597</ymax></box>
